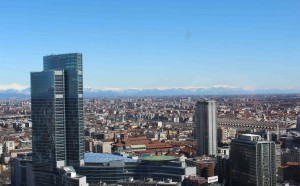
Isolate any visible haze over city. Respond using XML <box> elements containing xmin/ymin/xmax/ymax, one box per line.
<box><xmin>1</xmin><ymin>0</ymin><xmax>300</xmax><ymax>93</ymax></box>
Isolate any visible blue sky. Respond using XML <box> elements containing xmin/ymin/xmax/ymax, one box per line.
<box><xmin>0</xmin><ymin>0</ymin><xmax>299</xmax><ymax>90</ymax></box>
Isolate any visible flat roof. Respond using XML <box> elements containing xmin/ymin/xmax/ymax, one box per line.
<box><xmin>142</xmin><ymin>156</ymin><xmax>176</xmax><ymax>161</ymax></box>
<box><xmin>241</xmin><ymin>134</ymin><xmax>260</xmax><ymax>137</ymax></box>
<box><xmin>131</xmin><ymin>145</ymin><xmax>146</xmax><ymax>148</ymax></box>
<box><xmin>84</xmin><ymin>153</ymin><xmax>137</xmax><ymax>163</ymax></box>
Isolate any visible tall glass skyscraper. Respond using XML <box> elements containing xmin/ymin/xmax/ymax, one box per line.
<box><xmin>31</xmin><ymin>53</ymin><xmax>84</xmax><ymax>185</ymax></box>
<box><xmin>195</xmin><ymin>100</ymin><xmax>217</xmax><ymax>156</ymax></box>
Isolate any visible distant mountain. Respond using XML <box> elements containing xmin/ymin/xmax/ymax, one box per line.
<box><xmin>1</xmin><ymin>84</ymin><xmax>300</xmax><ymax>99</ymax></box>
<box><xmin>0</xmin><ymin>87</ymin><xmax>30</xmax><ymax>99</ymax></box>
<box><xmin>84</xmin><ymin>86</ymin><xmax>300</xmax><ymax>97</ymax></box>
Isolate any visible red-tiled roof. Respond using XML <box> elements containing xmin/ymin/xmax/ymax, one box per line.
<box><xmin>146</xmin><ymin>143</ymin><xmax>172</xmax><ymax>149</ymax></box>
<box><xmin>180</xmin><ymin>147</ymin><xmax>196</xmax><ymax>154</ymax></box>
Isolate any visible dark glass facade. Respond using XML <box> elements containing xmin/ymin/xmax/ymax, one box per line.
<box><xmin>76</xmin><ymin>162</ymin><xmax>189</xmax><ymax>184</ymax></box>
<box><xmin>43</xmin><ymin>53</ymin><xmax>84</xmax><ymax>167</ymax></box>
<box><xmin>31</xmin><ymin>53</ymin><xmax>84</xmax><ymax>185</ymax></box>
<box><xmin>31</xmin><ymin>71</ymin><xmax>66</xmax><ymax>171</ymax></box>
<box><xmin>230</xmin><ymin>138</ymin><xmax>276</xmax><ymax>186</ymax></box>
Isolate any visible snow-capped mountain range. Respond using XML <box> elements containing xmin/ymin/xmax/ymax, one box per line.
<box><xmin>1</xmin><ymin>83</ymin><xmax>300</xmax><ymax>98</ymax></box>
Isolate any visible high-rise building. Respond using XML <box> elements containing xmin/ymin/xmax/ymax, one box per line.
<box><xmin>297</xmin><ymin>117</ymin><xmax>300</xmax><ymax>131</ymax></box>
<box><xmin>230</xmin><ymin>134</ymin><xmax>276</xmax><ymax>186</ymax></box>
<box><xmin>31</xmin><ymin>53</ymin><xmax>85</xmax><ymax>185</ymax></box>
<box><xmin>195</xmin><ymin>100</ymin><xmax>217</xmax><ymax>156</ymax></box>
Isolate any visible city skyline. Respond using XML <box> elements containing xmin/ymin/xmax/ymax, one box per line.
<box><xmin>1</xmin><ymin>1</ymin><xmax>300</xmax><ymax>91</ymax></box>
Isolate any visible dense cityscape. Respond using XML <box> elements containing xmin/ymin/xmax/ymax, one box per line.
<box><xmin>0</xmin><ymin>54</ymin><xmax>299</xmax><ymax>186</ymax></box>
<box><xmin>1</xmin><ymin>1</ymin><xmax>299</xmax><ymax>185</ymax></box>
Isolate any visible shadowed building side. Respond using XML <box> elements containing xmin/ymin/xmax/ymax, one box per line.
<box><xmin>43</xmin><ymin>53</ymin><xmax>84</xmax><ymax>167</ymax></box>
<box><xmin>195</xmin><ymin>100</ymin><xmax>217</xmax><ymax>156</ymax></box>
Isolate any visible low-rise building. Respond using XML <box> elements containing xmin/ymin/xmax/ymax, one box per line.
<box><xmin>281</xmin><ymin>147</ymin><xmax>300</xmax><ymax>166</ymax></box>
<box><xmin>4</xmin><ymin>141</ymin><xmax>15</xmax><ymax>153</ymax></box>
<box><xmin>278</xmin><ymin>162</ymin><xmax>300</xmax><ymax>184</ymax></box>
<box><xmin>77</xmin><ymin>153</ymin><xmax>196</xmax><ymax>185</ymax></box>
<box><xmin>186</xmin><ymin>156</ymin><xmax>216</xmax><ymax>178</ymax></box>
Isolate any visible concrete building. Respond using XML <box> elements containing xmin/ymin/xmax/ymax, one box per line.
<box><xmin>59</xmin><ymin>166</ymin><xmax>89</xmax><ymax>186</ymax></box>
<box><xmin>9</xmin><ymin>149</ymin><xmax>32</xmax><ymax>158</ymax></box>
<box><xmin>182</xmin><ymin>176</ymin><xmax>207</xmax><ymax>186</ymax></box>
<box><xmin>195</xmin><ymin>101</ymin><xmax>217</xmax><ymax>156</ymax></box>
<box><xmin>93</xmin><ymin>141</ymin><xmax>112</xmax><ymax>154</ymax></box>
<box><xmin>0</xmin><ymin>143</ymin><xmax>3</xmax><ymax>155</ymax></box>
<box><xmin>230</xmin><ymin>134</ymin><xmax>276</xmax><ymax>186</ymax></box>
<box><xmin>278</xmin><ymin>162</ymin><xmax>300</xmax><ymax>184</ymax></box>
<box><xmin>281</xmin><ymin>147</ymin><xmax>300</xmax><ymax>166</ymax></box>
<box><xmin>218</xmin><ymin>147</ymin><xmax>230</xmax><ymax>156</ymax></box>
<box><xmin>19</xmin><ymin>140</ymin><xmax>32</xmax><ymax>149</ymax></box>
<box><xmin>186</xmin><ymin>156</ymin><xmax>216</xmax><ymax>178</ymax></box>
<box><xmin>4</xmin><ymin>141</ymin><xmax>15</xmax><ymax>153</ymax></box>
<box><xmin>85</xmin><ymin>139</ymin><xmax>93</xmax><ymax>152</ymax></box>
<box><xmin>275</xmin><ymin>142</ymin><xmax>282</xmax><ymax>171</ymax></box>
<box><xmin>217</xmin><ymin>127</ymin><xmax>236</xmax><ymax>144</ymax></box>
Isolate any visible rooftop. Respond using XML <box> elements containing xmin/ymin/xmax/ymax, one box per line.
<box><xmin>142</xmin><ymin>156</ymin><xmax>176</xmax><ymax>161</ymax></box>
<box><xmin>241</xmin><ymin>134</ymin><xmax>261</xmax><ymax>137</ymax></box>
<box><xmin>84</xmin><ymin>153</ymin><xmax>137</xmax><ymax>164</ymax></box>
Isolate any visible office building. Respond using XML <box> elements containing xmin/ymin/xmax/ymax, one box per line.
<box><xmin>43</xmin><ymin>53</ymin><xmax>84</xmax><ymax>167</ymax></box>
<box><xmin>13</xmin><ymin>153</ymin><xmax>196</xmax><ymax>185</ymax></box>
<box><xmin>117</xmin><ymin>178</ymin><xmax>181</xmax><ymax>186</ymax></box>
<box><xmin>217</xmin><ymin>154</ymin><xmax>230</xmax><ymax>185</ymax></box>
<box><xmin>297</xmin><ymin>117</ymin><xmax>300</xmax><ymax>131</ymax></box>
<box><xmin>31</xmin><ymin>53</ymin><xmax>87</xmax><ymax>185</ymax></box>
<box><xmin>186</xmin><ymin>156</ymin><xmax>216</xmax><ymax>178</ymax></box>
<box><xmin>278</xmin><ymin>162</ymin><xmax>300</xmax><ymax>184</ymax></box>
<box><xmin>11</xmin><ymin>154</ymin><xmax>35</xmax><ymax>186</ymax></box>
<box><xmin>195</xmin><ymin>100</ymin><xmax>217</xmax><ymax>156</ymax></box>
<box><xmin>76</xmin><ymin>153</ymin><xmax>196</xmax><ymax>185</ymax></box>
<box><xmin>230</xmin><ymin>134</ymin><xmax>276</xmax><ymax>186</ymax></box>
<box><xmin>281</xmin><ymin>147</ymin><xmax>300</xmax><ymax>166</ymax></box>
